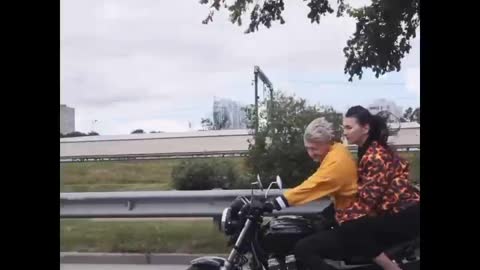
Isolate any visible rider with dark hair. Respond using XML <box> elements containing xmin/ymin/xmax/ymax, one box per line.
<box><xmin>270</xmin><ymin>106</ymin><xmax>420</xmax><ymax>270</ymax></box>
<box><xmin>340</xmin><ymin>106</ymin><xmax>419</xmax><ymax>269</ymax></box>
<box><xmin>339</xmin><ymin>105</ymin><xmax>419</xmax><ymax>221</ymax></box>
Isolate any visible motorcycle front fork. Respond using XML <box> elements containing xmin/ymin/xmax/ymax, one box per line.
<box><xmin>224</xmin><ymin>219</ymin><xmax>253</xmax><ymax>270</ymax></box>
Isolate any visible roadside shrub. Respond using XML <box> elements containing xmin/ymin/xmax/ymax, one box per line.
<box><xmin>171</xmin><ymin>159</ymin><xmax>239</xmax><ymax>190</ymax></box>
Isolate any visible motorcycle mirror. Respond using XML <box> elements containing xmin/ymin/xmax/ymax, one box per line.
<box><xmin>276</xmin><ymin>175</ymin><xmax>283</xmax><ymax>190</ymax></box>
<box><xmin>266</xmin><ymin>175</ymin><xmax>283</xmax><ymax>199</ymax></box>
<box><xmin>256</xmin><ymin>174</ymin><xmax>264</xmax><ymax>191</ymax></box>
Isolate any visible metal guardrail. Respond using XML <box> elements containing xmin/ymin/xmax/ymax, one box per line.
<box><xmin>60</xmin><ymin>189</ymin><xmax>331</xmax><ymax>219</ymax></box>
<box><xmin>347</xmin><ymin>144</ymin><xmax>420</xmax><ymax>152</ymax></box>
<box><xmin>59</xmin><ymin>144</ymin><xmax>419</xmax><ymax>163</ymax></box>
<box><xmin>60</xmin><ymin>150</ymin><xmax>249</xmax><ymax>163</ymax></box>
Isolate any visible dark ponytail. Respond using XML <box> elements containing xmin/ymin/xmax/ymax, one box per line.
<box><xmin>345</xmin><ymin>106</ymin><xmax>391</xmax><ymax>159</ymax></box>
<box><xmin>368</xmin><ymin>114</ymin><xmax>389</xmax><ymax>146</ymax></box>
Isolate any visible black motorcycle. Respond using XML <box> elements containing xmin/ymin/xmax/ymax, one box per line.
<box><xmin>187</xmin><ymin>176</ymin><xmax>420</xmax><ymax>270</ymax></box>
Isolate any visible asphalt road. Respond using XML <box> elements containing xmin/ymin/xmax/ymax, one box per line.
<box><xmin>60</xmin><ymin>264</ymin><xmax>189</xmax><ymax>270</ymax></box>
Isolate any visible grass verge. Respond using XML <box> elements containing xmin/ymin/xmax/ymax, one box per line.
<box><xmin>60</xmin><ymin>153</ymin><xmax>419</xmax><ymax>192</ymax></box>
<box><xmin>60</xmin><ymin>157</ymin><xmax>246</xmax><ymax>192</ymax></box>
<box><xmin>60</xmin><ymin>219</ymin><xmax>229</xmax><ymax>253</ymax></box>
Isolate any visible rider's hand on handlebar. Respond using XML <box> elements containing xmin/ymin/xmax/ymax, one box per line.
<box><xmin>263</xmin><ymin>198</ymin><xmax>282</xmax><ymax>213</ymax></box>
<box><xmin>263</xmin><ymin>200</ymin><xmax>275</xmax><ymax>213</ymax></box>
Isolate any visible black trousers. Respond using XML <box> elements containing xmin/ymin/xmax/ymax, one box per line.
<box><xmin>294</xmin><ymin>204</ymin><xmax>420</xmax><ymax>270</ymax></box>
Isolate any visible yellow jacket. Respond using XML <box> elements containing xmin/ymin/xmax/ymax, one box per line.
<box><xmin>276</xmin><ymin>143</ymin><xmax>358</xmax><ymax>211</ymax></box>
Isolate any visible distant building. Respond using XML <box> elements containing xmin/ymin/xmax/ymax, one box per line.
<box><xmin>341</xmin><ymin>121</ymin><xmax>419</xmax><ymax>146</ymax></box>
<box><xmin>213</xmin><ymin>98</ymin><xmax>247</xmax><ymax>129</ymax></box>
<box><xmin>388</xmin><ymin>121</ymin><xmax>420</xmax><ymax>145</ymax></box>
<box><xmin>60</xmin><ymin>104</ymin><xmax>75</xmax><ymax>134</ymax></box>
<box><xmin>367</xmin><ymin>98</ymin><xmax>403</xmax><ymax>118</ymax></box>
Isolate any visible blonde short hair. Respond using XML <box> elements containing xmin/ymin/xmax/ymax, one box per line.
<box><xmin>303</xmin><ymin>117</ymin><xmax>334</xmax><ymax>143</ymax></box>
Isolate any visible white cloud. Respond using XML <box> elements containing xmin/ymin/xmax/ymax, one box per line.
<box><xmin>406</xmin><ymin>67</ymin><xmax>420</xmax><ymax>97</ymax></box>
<box><xmin>61</xmin><ymin>0</ymin><xmax>420</xmax><ymax>134</ymax></box>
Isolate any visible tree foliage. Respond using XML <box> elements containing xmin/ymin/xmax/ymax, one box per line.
<box><xmin>401</xmin><ymin>106</ymin><xmax>420</xmax><ymax>123</ymax></box>
<box><xmin>402</xmin><ymin>107</ymin><xmax>413</xmax><ymax>122</ymax></box>
<box><xmin>201</xmin><ymin>111</ymin><xmax>230</xmax><ymax>130</ymax></box>
<box><xmin>201</xmin><ymin>117</ymin><xmax>214</xmax><ymax>130</ymax></box>
<box><xmin>62</xmin><ymin>131</ymin><xmax>87</xmax><ymax>138</ymax></box>
<box><xmin>61</xmin><ymin>131</ymin><xmax>101</xmax><ymax>138</ymax></box>
<box><xmin>199</xmin><ymin>0</ymin><xmax>419</xmax><ymax>81</ymax></box>
<box><xmin>171</xmin><ymin>159</ymin><xmax>240</xmax><ymax>190</ymax></box>
<box><xmin>244</xmin><ymin>91</ymin><xmax>343</xmax><ymax>188</ymax></box>
<box><xmin>131</xmin><ymin>129</ymin><xmax>145</xmax><ymax>134</ymax></box>
<box><xmin>411</xmin><ymin>107</ymin><xmax>420</xmax><ymax>123</ymax></box>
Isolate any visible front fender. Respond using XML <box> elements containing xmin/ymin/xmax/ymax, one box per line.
<box><xmin>190</xmin><ymin>256</ymin><xmax>227</xmax><ymax>269</ymax></box>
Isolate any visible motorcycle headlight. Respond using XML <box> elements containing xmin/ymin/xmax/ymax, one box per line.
<box><xmin>221</xmin><ymin>196</ymin><xmax>250</xmax><ymax>236</ymax></box>
<box><xmin>220</xmin><ymin>207</ymin><xmax>233</xmax><ymax>234</ymax></box>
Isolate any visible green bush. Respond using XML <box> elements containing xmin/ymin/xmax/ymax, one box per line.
<box><xmin>233</xmin><ymin>172</ymin><xmax>256</xmax><ymax>189</ymax></box>
<box><xmin>171</xmin><ymin>159</ymin><xmax>240</xmax><ymax>190</ymax></box>
<box><xmin>408</xmin><ymin>152</ymin><xmax>420</xmax><ymax>185</ymax></box>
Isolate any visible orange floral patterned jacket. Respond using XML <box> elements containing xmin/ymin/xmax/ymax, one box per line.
<box><xmin>336</xmin><ymin>141</ymin><xmax>420</xmax><ymax>224</ymax></box>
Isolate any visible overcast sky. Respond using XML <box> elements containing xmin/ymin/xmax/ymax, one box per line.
<box><xmin>60</xmin><ymin>0</ymin><xmax>420</xmax><ymax>135</ymax></box>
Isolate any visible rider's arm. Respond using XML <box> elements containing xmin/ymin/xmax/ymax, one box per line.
<box><xmin>273</xmin><ymin>158</ymin><xmax>345</xmax><ymax>210</ymax></box>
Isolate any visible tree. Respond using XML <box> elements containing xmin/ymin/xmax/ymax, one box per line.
<box><xmin>244</xmin><ymin>91</ymin><xmax>343</xmax><ymax>188</ymax></box>
<box><xmin>201</xmin><ymin>111</ymin><xmax>230</xmax><ymax>130</ymax></box>
<box><xmin>199</xmin><ymin>0</ymin><xmax>419</xmax><ymax>81</ymax></box>
<box><xmin>411</xmin><ymin>107</ymin><xmax>420</xmax><ymax>123</ymax></box>
<box><xmin>131</xmin><ymin>129</ymin><xmax>145</xmax><ymax>134</ymax></box>
<box><xmin>63</xmin><ymin>131</ymin><xmax>88</xmax><ymax>138</ymax></box>
<box><xmin>88</xmin><ymin>131</ymin><xmax>99</xmax><ymax>136</ymax></box>
<box><xmin>401</xmin><ymin>106</ymin><xmax>419</xmax><ymax>123</ymax></box>
<box><xmin>402</xmin><ymin>107</ymin><xmax>413</xmax><ymax>122</ymax></box>
<box><xmin>201</xmin><ymin>117</ymin><xmax>214</xmax><ymax>130</ymax></box>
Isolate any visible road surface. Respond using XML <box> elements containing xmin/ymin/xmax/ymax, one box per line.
<box><xmin>60</xmin><ymin>264</ymin><xmax>188</xmax><ymax>270</ymax></box>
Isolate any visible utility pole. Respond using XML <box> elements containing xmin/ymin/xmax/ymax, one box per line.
<box><xmin>91</xmin><ymin>120</ymin><xmax>98</xmax><ymax>133</ymax></box>
<box><xmin>253</xmin><ymin>66</ymin><xmax>274</xmax><ymax>134</ymax></box>
<box><xmin>254</xmin><ymin>70</ymin><xmax>259</xmax><ymax>134</ymax></box>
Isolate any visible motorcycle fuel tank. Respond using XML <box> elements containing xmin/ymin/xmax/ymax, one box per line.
<box><xmin>260</xmin><ymin>216</ymin><xmax>315</xmax><ymax>255</ymax></box>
